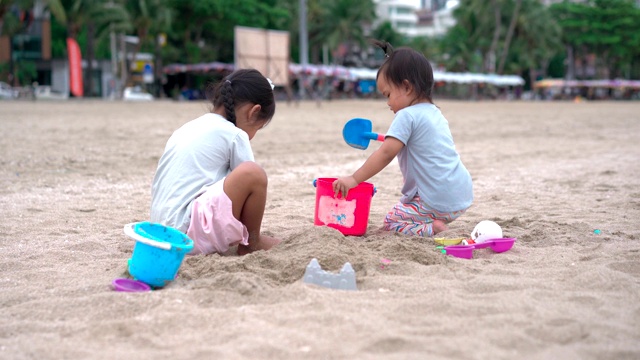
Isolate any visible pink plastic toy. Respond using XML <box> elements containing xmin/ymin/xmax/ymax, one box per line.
<box><xmin>444</xmin><ymin>238</ymin><xmax>516</xmax><ymax>259</ymax></box>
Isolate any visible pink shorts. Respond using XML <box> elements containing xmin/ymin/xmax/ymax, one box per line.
<box><xmin>187</xmin><ymin>179</ymin><xmax>249</xmax><ymax>255</ymax></box>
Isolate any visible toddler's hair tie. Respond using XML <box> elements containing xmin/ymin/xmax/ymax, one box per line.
<box><xmin>266</xmin><ymin>77</ymin><xmax>275</xmax><ymax>90</ymax></box>
<box><xmin>225</xmin><ymin>79</ymin><xmax>231</xmax><ymax>84</ymax></box>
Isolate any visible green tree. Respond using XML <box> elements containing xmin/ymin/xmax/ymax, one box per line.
<box><xmin>444</xmin><ymin>0</ymin><xmax>563</xmax><ymax>81</ymax></box>
<box><xmin>310</xmin><ymin>0</ymin><xmax>376</xmax><ymax>66</ymax></box>
<box><xmin>497</xmin><ymin>0</ymin><xmax>562</xmax><ymax>85</ymax></box>
<box><xmin>167</xmin><ymin>0</ymin><xmax>289</xmax><ymax>65</ymax></box>
<box><xmin>550</xmin><ymin>0</ymin><xmax>640</xmax><ymax>79</ymax></box>
<box><xmin>371</xmin><ymin>21</ymin><xmax>406</xmax><ymax>49</ymax></box>
<box><xmin>450</xmin><ymin>0</ymin><xmax>505</xmax><ymax>73</ymax></box>
<box><xmin>497</xmin><ymin>0</ymin><xmax>521</xmax><ymax>74</ymax></box>
<box><xmin>121</xmin><ymin>0</ymin><xmax>171</xmax><ymax>87</ymax></box>
<box><xmin>407</xmin><ymin>35</ymin><xmax>440</xmax><ymax>64</ymax></box>
<box><xmin>270</xmin><ymin>0</ymin><xmax>376</xmax><ymax>66</ymax></box>
<box><xmin>439</xmin><ymin>12</ymin><xmax>482</xmax><ymax>72</ymax></box>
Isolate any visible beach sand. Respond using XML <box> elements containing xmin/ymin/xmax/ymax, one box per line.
<box><xmin>1</xmin><ymin>98</ymin><xmax>639</xmax><ymax>359</ymax></box>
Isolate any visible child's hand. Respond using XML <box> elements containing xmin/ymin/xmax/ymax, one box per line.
<box><xmin>333</xmin><ymin>176</ymin><xmax>359</xmax><ymax>198</ymax></box>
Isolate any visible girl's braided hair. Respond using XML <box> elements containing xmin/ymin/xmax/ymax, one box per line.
<box><xmin>208</xmin><ymin>69</ymin><xmax>275</xmax><ymax>125</ymax></box>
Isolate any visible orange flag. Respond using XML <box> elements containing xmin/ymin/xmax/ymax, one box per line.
<box><xmin>66</xmin><ymin>38</ymin><xmax>83</xmax><ymax>97</ymax></box>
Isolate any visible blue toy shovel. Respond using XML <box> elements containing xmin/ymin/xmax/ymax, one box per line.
<box><xmin>342</xmin><ymin>118</ymin><xmax>385</xmax><ymax>150</ymax></box>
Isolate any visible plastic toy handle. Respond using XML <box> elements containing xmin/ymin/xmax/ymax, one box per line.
<box><xmin>363</xmin><ymin>132</ymin><xmax>385</xmax><ymax>142</ymax></box>
<box><xmin>470</xmin><ymin>242</ymin><xmax>491</xmax><ymax>250</ymax></box>
<box><xmin>444</xmin><ymin>238</ymin><xmax>516</xmax><ymax>259</ymax></box>
<box><xmin>123</xmin><ymin>223</ymin><xmax>172</xmax><ymax>250</ymax></box>
<box><xmin>315</xmin><ymin>178</ymin><xmax>377</xmax><ymax>197</ymax></box>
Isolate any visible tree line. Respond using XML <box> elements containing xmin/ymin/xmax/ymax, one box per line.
<box><xmin>1</xmin><ymin>0</ymin><xmax>639</xmax><ymax>93</ymax></box>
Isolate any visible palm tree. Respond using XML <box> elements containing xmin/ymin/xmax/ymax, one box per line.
<box><xmin>487</xmin><ymin>0</ymin><xmax>502</xmax><ymax>73</ymax></box>
<box><xmin>507</xmin><ymin>0</ymin><xmax>562</xmax><ymax>84</ymax></box>
<box><xmin>311</xmin><ymin>0</ymin><xmax>376</xmax><ymax>66</ymax></box>
<box><xmin>497</xmin><ymin>0</ymin><xmax>521</xmax><ymax>74</ymax></box>
<box><xmin>439</xmin><ymin>25</ymin><xmax>479</xmax><ymax>72</ymax></box>
<box><xmin>166</xmin><ymin>0</ymin><xmax>288</xmax><ymax>65</ymax></box>
<box><xmin>452</xmin><ymin>0</ymin><xmax>502</xmax><ymax>73</ymax></box>
<box><xmin>122</xmin><ymin>0</ymin><xmax>171</xmax><ymax>88</ymax></box>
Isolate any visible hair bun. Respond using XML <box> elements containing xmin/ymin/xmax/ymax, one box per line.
<box><xmin>370</xmin><ymin>39</ymin><xmax>394</xmax><ymax>57</ymax></box>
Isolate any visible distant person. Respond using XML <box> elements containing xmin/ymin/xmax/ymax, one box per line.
<box><xmin>31</xmin><ymin>81</ymin><xmax>38</xmax><ymax>101</ymax></box>
<box><xmin>333</xmin><ymin>40</ymin><xmax>473</xmax><ymax>237</ymax></box>
<box><xmin>150</xmin><ymin>69</ymin><xmax>280</xmax><ymax>255</ymax></box>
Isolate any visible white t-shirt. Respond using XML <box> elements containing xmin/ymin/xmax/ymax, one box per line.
<box><xmin>386</xmin><ymin>103</ymin><xmax>473</xmax><ymax>212</ymax></box>
<box><xmin>150</xmin><ymin>113</ymin><xmax>254</xmax><ymax>231</ymax></box>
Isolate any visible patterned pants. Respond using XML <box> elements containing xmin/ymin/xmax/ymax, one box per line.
<box><xmin>383</xmin><ymin>195</ymin><xmax>466</xmax><ymax>237</ymax></box>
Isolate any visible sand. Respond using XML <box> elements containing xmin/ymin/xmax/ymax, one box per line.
<box><xmin>1</xmin><ymin>98</ymin><xmax>639</xmax><ymax>359</ymax></box>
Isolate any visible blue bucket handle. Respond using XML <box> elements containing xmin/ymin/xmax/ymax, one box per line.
<box><xmin>123</xmin><ymin>223</ymin><xmax>172</xmax><ymax>251</ymax></box>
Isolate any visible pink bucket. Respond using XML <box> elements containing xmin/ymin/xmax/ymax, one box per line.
<box><xmin>313</xmin><ymin>177</ymin><xmax>375</xmax><ymax>236</ymax></box>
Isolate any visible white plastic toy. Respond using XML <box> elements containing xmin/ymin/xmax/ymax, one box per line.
<box><xmin>470</xmin><ymin>220</ymin><xmax>503</xmax><ymax>244</ymax></box>
<box><xmin>303</xmin><ymin>258</ymin><xmax>357</xmax><ymax>291</ymax></box>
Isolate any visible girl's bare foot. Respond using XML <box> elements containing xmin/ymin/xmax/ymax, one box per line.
<box><xmin>258</xmin><ymin>235</ymin><xmax>281</xmax><ymax>250</ymax></box>
<box><xmin>237</xmin><ymin>235</ymin><xmax>281</xmax><ymax>256</ymax></box>
<box><xmin>432</xmin><ymin>220</ymin><xmax>448</xmax><ymax>235</ymax></box>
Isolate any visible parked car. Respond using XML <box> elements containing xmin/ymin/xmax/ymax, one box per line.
<box><xmin>0</xmin><ymin>81</ymin><xmax>19</xmax><ymax>99</ymax></box>
<box><xmin>34</xmin><ymin>86</ymin><xmax>69</xmax><ymax>100</ymax></box>
<box><xmin>123</xmin><ymin>86</ymin><xmax>154</xmax><ymax>101</ymax></box>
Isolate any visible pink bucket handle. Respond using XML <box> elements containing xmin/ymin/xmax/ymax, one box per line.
<box><xmin>313</xmin><ymin>178</ymin><xmax>376</xmax><ymax>197</ymax></box>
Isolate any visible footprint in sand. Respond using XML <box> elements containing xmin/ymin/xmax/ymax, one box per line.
<box><xmin>525</xmin><ymin>318</ymin><xmax>588</xmax><ymax>344</ymax></box>
<box><xmin>607</xmin><ymin>261</ymin><xmax>640</xmax><ymax>278</ymax></box>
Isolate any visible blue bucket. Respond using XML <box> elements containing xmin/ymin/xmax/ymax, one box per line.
<box><xmin>124</xmin><ymin>222</ymin><xmax>194</xmax><ymax>288</ymax></box>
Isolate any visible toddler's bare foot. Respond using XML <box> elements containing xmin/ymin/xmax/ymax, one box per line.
<box><xmin>432</xmin><ymin>220</ymin><xmax>448</xmax><ymax>235</ymax></box>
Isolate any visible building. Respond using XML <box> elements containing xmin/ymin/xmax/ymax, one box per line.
<box><xmin>373</xmin><ymin>0</ymin><xmax>459</xmax><ymax>38</ymax></box>
<box><xmin>0</xmin><ymin>0</ymin><xmax>115</xmax><ymax>98</ymax></box>
<box><xmin>375</xmin><ymin>0</ymin><xmax>639</xmax><ymax>39</ymax></box>
<box><xmin>0</xmin><ymin>2</ymin><xmax>52</xmax><ymax>86</ymax></box>
<box><xmin>414</xmin><ymin>0</ymin><xmax>459</xmax><ymax>37</ymax></box>
<box><xmin>374</xmin><ymin>0</ymin><xmax>419</xmax><ymax>37</ymax></box>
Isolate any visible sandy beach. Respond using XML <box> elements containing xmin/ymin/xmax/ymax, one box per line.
<box><xmin>1</xmin><ymin>98</ymin><xmax>639</xmax><ymax>359</ymax></box>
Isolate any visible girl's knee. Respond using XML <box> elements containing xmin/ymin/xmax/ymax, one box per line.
<box><xmin>233</xmin><ymin>162</ymin><xmax>267</xmax><ymax>186</ymax></box>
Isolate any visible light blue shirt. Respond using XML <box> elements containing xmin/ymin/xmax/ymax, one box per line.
<box><xmin>150</xmin><ymin>113</ymin><xmax>254</xmax><ymax>231</ymax></box>
<box><xmin>385</xmin><ymin>103</ymin><xmax>473</xmax><ymax>212</ymax></box>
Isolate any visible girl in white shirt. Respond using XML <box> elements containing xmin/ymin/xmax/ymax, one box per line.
<box><xmin>151</xmin><ymin>69</ymin><xmax>280</xmax><ymax>255</ymax></box>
